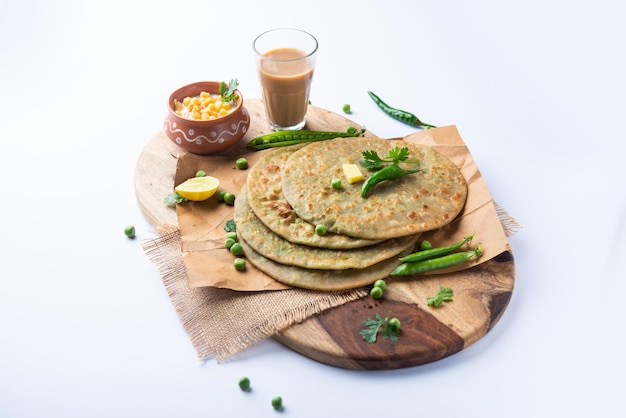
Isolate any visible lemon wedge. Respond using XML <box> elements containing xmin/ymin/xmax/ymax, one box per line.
<box><xmin>174</xmin><ymin>176</ymin><xmax>220</xmax><ymax>201</ymax></box>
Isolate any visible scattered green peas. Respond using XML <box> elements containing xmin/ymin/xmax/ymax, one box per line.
<box><xmin>226</xmin><ymin>231</ymin><xmax>238</xmax><ymax>241</ymax></box>
<box><xmin>238</xmin><ymin>377</ymin><xmax>250</xmax><ymax>391</ymax></box>
<box><xmin>234</xmin><ymin>258</ymin><xmax>246</xmax><ymax>271</ymax></box>
<box><xmin>419</xmin><ymin>240</ymin><xmax>432</xmax><ymax>250</ymax></box>
<box><xmin>225</xmin><ymin>237</ymin><xmax>236</xmax><ymax>249</ymax></box>
<box><xmin>195</xmin><ymin>170</ymin><xmax>206</xmax><ymax>177</ymax></box>
<box><xmin>235</xmin><ymin>158</ymin><xmax>248</xmax><ymax>170</ymax></box>
<box><xmin>331</xmin><ymin>178</ymin><xmax>342</xmax><ymax>189</ymax></box>
<box><xmin>124</xmin><ymin>225</ymin><xmax>136</xmax><ymax>239</ymax></box>
<box><xmin>370</xmin><ymin>286</ymin><xmax>383</xmax><ymax>299</ymax></box>
<box><xmin>271</xmin><ymin>396</ymin><xmax>283</xmax><ymax>410</ymax></box>
<box><xmin>388</xmin><ymin>317</ymin><xmax>401</xmax><ymax>332</ymax></box>
<box><xmin>373</xmin><ymin>279</ymin><xmax>387</xmax><ymax>291</ymax></box>
<box><xmin>342</xmin><ymin>104</ymin><xmax>351</xmax><ymax>114</ymax></box>
<box><xmin>217</xmin><ymin>190</ymin><xmax>226</xmax><ymax>202</ymax></box>
<box><xmin>315</xmin><ymin>224</ymin><xmax>327</xmax><ymax>236</ymax></box>
<box><xmin>223</xmin><ymin>192</ymin><xmax>236</xmax><ymax>205</ymax></box>
<box><xmin>230</xmin><ymin>242</ymin><xmax>244</xmax><ymax>256</ymax></box>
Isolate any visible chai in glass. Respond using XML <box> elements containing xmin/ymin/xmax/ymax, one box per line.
<box><xmin>253</xmin><ymin>29</ymin><xmax>318</xmax><ymax>131</ymax></box>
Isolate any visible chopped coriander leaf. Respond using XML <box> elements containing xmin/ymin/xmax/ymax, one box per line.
<box><xmin>224</xmin><ymin>220</ymin><xmax>236</xmax><ymax>232</ymax></box>
<box><xmin>427</xmin><ymin>286</ymin><xmax>453</xmax><ymax>307</ymax></box>
<box><xmin>359</xmin><ymin>310</ymin><xmax>400</xmax><ymax>343</ymax></box>
<box><xmin>221</xmin><ymin>78</ymin><xmax>239</xmax><ymax>102</ymax></box>
<box><xmin>360</xmin><ymin>146</ymin><xmax>412</xmax><ymax>170</ymax></box>
<box><xmin>164</xmin><ymin>192</ymin><xmax>187</xmax><ymax>207</ymax></box>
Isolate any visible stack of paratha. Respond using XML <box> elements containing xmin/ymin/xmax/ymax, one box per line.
<box><xmin>234</xmin><ymin>137</ymin><xmax>467</xmax><ymax>291</ymax></box>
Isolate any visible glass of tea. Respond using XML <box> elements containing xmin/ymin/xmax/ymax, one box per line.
<box><xmin>253</xmin><ymin>28</ymin><xmax>318</xmax><ymax>131</ymax></box>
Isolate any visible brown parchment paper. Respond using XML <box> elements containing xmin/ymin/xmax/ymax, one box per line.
<box><xmin>177</xmin><ymin>125</ymin><xmax>512</xmax><ymax>290</ymax></box>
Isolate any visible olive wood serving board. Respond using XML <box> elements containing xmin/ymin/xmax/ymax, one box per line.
<box><xmin>134</xmin><ymin>99</ymin><xmax>515</xmax><ymax>370</ymax></box>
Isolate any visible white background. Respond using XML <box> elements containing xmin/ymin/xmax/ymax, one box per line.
<box><xmin>1</xmin><ymin>0</ymin><xmax>624</xmax><ymax>417</ymax></box>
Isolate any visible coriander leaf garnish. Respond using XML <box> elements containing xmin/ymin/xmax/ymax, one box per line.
<box><xmin>359</xmin><ymin>310</ymin><xmax>401</xmax><ymax>343</ymax></box>
<box><xmin>389</xmin><ymin>146</ymin><xmax>410</xmax><ymax>165</ymax></box>
<box><xmin>359</xmin><ymin>146</ymin><xmax>421</xmax><ymax>197</ymax></box>
<box><xmin>220</xmin><ymin>78</ymin><xmax>239</xmax><ymax>102</ymax></box>
<box><xmin>360</xmin><ymin>150</ymin><xmax>386</xmax><ymax>170</ymax></box>
<box><xmin>426</xmin><ymin>286</ymin><xmax>453</xmax><ymax>307</ymax></box>
<box><xmin>224</xmin><ymin>219</ymin><xmax>237</xmax><ymax>233</ymax></box>
<box><xmin>164</xmin><ymin>192</ymin><xmax>187</xmax><ymax>207</ymax></box>
<box><xmin>360</xmin><ymin>146</ymin><xmax>412</xmax><ymax>170</ymax></box>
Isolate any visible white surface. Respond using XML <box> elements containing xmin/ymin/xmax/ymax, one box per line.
<box><xmin>1</xmin><ymin>1</ymin><xmax>624</xmax><ymax>417</ymax></box>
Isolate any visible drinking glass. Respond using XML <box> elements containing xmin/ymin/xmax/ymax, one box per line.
<box><xmin>253</xmin><ymin>28</ymin><xmax>318</xmax><ymax>131</ymax></box>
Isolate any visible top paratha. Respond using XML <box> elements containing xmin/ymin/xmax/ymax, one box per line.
<box><xmin>246</xmin><ymin>144</ymin><xmax>382</xmax><ymax>249</ymax></box>
<box><xmin>281</xmin><ymin>137</ymin><xmax>467</xmax><ymax>240</ymax></box>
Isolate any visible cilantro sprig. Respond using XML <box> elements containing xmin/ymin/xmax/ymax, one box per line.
<box><xmin>219</xmin><ymin>78</ymin><xmax>239</xmax><ymax>102</ymax></box>
<box><xmin>426</xmin><ymin>286</ymin><xmax>453</xmax><ymax>307</ymax></box>
<box><xmin>359</xmin><ymin>310</ymin><xmax>401</xmax><ymax>343</ymax></box>
<box><xmin>360</xmin><ymin>146</ymin><xmax>412</xmax><ymax>171</ymax></box>
<box><xmin>164</xmin><ymin>192</ymin><xmax>187</xmax><ymax>207</ymax></box>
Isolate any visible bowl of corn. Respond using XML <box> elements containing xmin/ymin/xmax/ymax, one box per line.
<box><xmin>163</xmin><ymin>81</ymin><xmax>250</xmax><ymax>155</ymax></box>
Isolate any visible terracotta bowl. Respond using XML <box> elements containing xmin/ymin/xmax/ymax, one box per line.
<box><xmin>163</xmin><ymin>81</ymin><xmax>250</xmax><ymax>155</ymax></box>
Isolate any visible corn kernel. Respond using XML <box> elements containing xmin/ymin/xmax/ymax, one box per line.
<box><xmin>175</xmin><ymin>91</ymin><xmax>237</xmax><ymax>121</ymax></box>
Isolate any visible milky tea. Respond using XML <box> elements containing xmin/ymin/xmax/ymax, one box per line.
<box><xmin>254</xmin><ymin>29</ymin><xmax>318</xmax><ymax>131</ymax></box>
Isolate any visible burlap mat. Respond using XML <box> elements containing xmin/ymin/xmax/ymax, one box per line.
<box><xmin>142</xmin><ymin>225</ymin><xmax>369</xmax><ymax>362</ymax></box>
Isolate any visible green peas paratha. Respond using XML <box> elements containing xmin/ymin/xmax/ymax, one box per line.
<box><xmin>237</xmin><ymin>235</ymin><xmax>414</xmax><ymax>291</ymax></box>
<box><xmin>281</xmin><ymin>137</ymin><xmax>467</xmax><ymax>240</ymax></box>
<box><xmin>235</xmin><ymin>185</ymin><xmax>419</xmax><ymax>270</ymax></box>
<box><xmin>246</xmin><ymin>144</ymin><xmax>382</xmax><ymax>249</ymax></box>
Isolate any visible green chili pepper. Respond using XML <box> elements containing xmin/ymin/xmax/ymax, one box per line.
<box><xmin>367</xmin><ymin>91</ymin><xmax>436</xmax><ymax>129</ymax></box>
<box><xmin>399</xmin><ymin>233</ymin><xmax>475</xmax><ymax>263</ymax></box>
<box><xmin>390</xmin><ymin>246</ymin><xmax>482</xmax><ymax>277</ymax></box>
<box><xmin>246</xmin><ymin>128</ymin><xmax>365</xmax><ymax>151</ymax></box>
<box><xmin>361</xmin><ymin>164</ymin><xmax>420</xmax><ymax>197</ymax></box>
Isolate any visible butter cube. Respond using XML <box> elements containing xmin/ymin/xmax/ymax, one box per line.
<box><xmin>342</xmin><ymin>163</ymin><xmax>364</xmax><ymax>184</ymax></box>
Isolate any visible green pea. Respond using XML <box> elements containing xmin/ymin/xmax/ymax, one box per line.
<box><xmin>226</xmin><ymin>231</ymin><xmax>238</xmax><ymax>241</ymax></box>
<box><xmin>195</xmin><ymin>170</ymin><xmax>206</xmax><ymax>177</ymax></box>
<box><xmin>315</xmin><ymin>224</ymin><xmax>327</xmax><ymax>235</ymax></box>
<box><xmin>234</xmin><ymin>258</ymin><xmax>246</xmax><ymax>271</ymax></box>
<box><xmin>373</xmin><ymin>279</ymin><xmax>386</xmax><ymax>291</ymax></box>
<box><xmin>271</xmin><ymin>396</ymin><xmax>283</xmax><ymax>410</ymax></box>
<box><xmin>388</xmin><ymin>317</ymin><xmax>401</xmax><ymax>332</ymax></box>
<box><xmin>331</xmin><ymin>178</ymin><xmax>342</xmax><ymax>189</ymax></box>
<box><xmin>235</xmin><ymin>158</ymin><xmax>248</xmax><ymax>170</ymax></box>
<box><xmin>238</xmin><ymin>377</ymin><xmax>250</xmax><ymax>391</ymax></box>
<box><xmin>225</xmin><ymin>238</ymin><xmax>236</xmax><ymax>249</ymax></box>
<box><xmin>217</xmin><ymin>191</ymin><xmax>226</xmax><ymax>202</ymax></box>
<box><xmin>342</xmin><ymin>104</ymin><xmax>351</xmax><ymax>114</ymax></box>
<box><xmin>419</xmin><ymin>240</ymin><xmax>432</xmax><ymax>250</ymax></box>
<box><xmin>230</xmin><ymin>242</ymin><xmax>243</xmax><ymax>256</ymax></box>
<box><xmin>370</xmin><ymin>286</ymin><xmax>383</xmax><ymax>299</ymax></box>
<box><xmin>223</xmin><ymin>192</ymin><xmax>236</xmax><ymax>205</ymax></box>
<box><xmin>124</xmin><ymin>225</ymin><xmax>136</xmax><ymax>239</ymax></box>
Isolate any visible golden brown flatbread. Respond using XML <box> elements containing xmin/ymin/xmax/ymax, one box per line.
<box><xmin>281</xmin><ymin>137</ymin><xmax>467</xmax><ymax>239</ymax></box>
<box><xmin>238</xmin><ymin>236</ymin><xmax>414</xmax><ymax>291</ymax></box>
<box><xmin>235</xmin><ymin>185</ymin><xmax>419</xmax><ymax>270</ymax></box>
<box><xmin>246</xmin><ymin>144</ymin><xmax>382</xmax><ymax>249</ymax></box>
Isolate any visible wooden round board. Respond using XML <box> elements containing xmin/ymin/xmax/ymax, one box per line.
<box><xmin>135</xmin><ymin>99</ymin><xmax>515</xmax><ymax>370</ymax></box>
